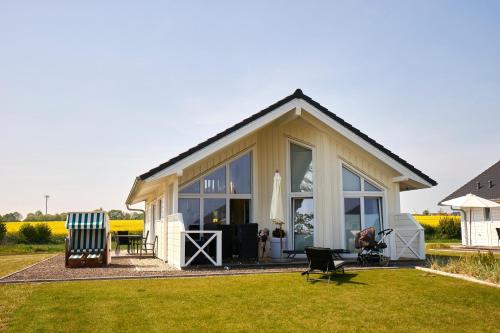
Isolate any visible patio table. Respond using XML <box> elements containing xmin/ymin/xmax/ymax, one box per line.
<box><xmin>114</xmin><ymin>234</ymin><xmax>142</xmax><ymax>255</ymax></box>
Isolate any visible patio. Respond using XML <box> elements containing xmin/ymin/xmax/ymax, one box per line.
<box><xmin>0</xmin><ymin>252</ymin><xmax>423</xmax><ymax>284</ymax></box>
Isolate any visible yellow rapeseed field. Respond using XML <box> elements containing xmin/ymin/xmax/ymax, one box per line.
<box><xmin>6</xmin><ymin>220</ymin><xmax>143</xmax><ymax>236</ymax></box>
<box><xmin>413</xmin><ymin>215</ymin><xmax>460</xmax><ymax>227</ymax></box>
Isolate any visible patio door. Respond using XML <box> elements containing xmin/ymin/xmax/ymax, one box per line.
<box><xmin>289</xmin><ymin>141</ymin><xmax>314</xmax><ymax>251</ymax></box>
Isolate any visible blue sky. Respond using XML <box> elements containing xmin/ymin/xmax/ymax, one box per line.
<box><xmin>1</xmin><ymin>1</ymin><xmax>499</xmax><ymax>216</ymax></box>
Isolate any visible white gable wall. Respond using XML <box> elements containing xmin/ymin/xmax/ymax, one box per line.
<box><xmin>462</xmin><ymin>207</ymin><xmax>500</xmax><ymax>247</ymax></box>
<box><xmin>167</xmin><ymin>111</ymin><xmax>404</xmax><ymax>251</ymax></box>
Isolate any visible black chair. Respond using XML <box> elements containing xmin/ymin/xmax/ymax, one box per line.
<box><xmin>137</xmin><ymin>231</ymin><xmax>157</xmax><ymax>257</ymax></box>
<box><xmin>116</xmin><ymin>231</ymin><xmax>132</xmax><ymax>254</ymax></box>
<box><xmin>302</xmin><ymin>247</ymin><xmax>346</xmax><ymax>283</ymax></box>
<box><xmin>496</xmin><ymin>228</ymin><xmax>500</xmax><ymax>246</ymax></box>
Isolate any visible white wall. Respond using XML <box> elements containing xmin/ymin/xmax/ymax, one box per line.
<box><xmin>167</xmin><ymin>214</ymin><xmax>184</xmax><ymax>269</ymax></box>
<box><xmin>176</xmin><ymin>112</ymin><xmax>402</xmax><ymax>250</ymax></box>
<box><xmin>462</xmin><ymin>207</ymin><xmax>500</xmax><ymax>247</ymax></box>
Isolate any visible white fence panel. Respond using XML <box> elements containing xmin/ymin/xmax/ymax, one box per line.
<box><xmin>180</xmin><ymin>230</ymin><xmax>222</xmax><ymax>267</ymax></box>
<box><xmin>392</xmin><ymin>213</ymin><xmax>425</xmax><ymax>260</ymax></box>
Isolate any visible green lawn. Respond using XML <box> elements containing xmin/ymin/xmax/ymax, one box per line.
<box><xmin>0</xmin><ymin>254</ymin><xmax>54</xmax><ymax>277</ymax></box>
<box><xmin>0</xmin><ymin>243</ymin><xmax>64</xmax><ymax>255</ymax></box>
<box><xmin>1</xmin><ymin>269</ymin><xmax>499</xmax><ymax>332</ymax></box>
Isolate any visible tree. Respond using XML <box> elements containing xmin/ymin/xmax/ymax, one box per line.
<box><xmin>422</xmin><ymin>209</ymin><xmax>430</xmax><ymax>216</ymax></box>
<box><xmin>0</xmin><ymin>212</ymin><xmax>23</xmax><ymax>222</ymax></box>
<box><xmin>108</xmin><ymin>210</ymin><xmax>125</xmax><ymax>220</ymax></box>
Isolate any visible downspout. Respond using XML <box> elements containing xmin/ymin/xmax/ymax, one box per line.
<box><xmin>449</xmin><ymin>207</ymin><xmax>468</xmax><ymax>246</ymax></box>
<box><xmin>127</xmin><ymin>204</ymin><xmax>146</xmax><ymax>236</ymax></box>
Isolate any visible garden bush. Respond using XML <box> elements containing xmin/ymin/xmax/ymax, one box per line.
<box><xmin>0</xmin><ymin>221</ymin><xmax>7</xmax><ymax>242</ymax></box>
<box><xmin>34</xmin><ymin>223</ymin><xmax>52</xmax><ymax>243</ymax></box>
<box><xmin>437</xmin><ymin>216</ymin><xmax>461</xmax><ymax>239</ymax></box>
<box><xmin>423</xmin><ymin>224</ymin><xmax>437</xmax><ymax>240</ymax></box>
<box><xmin>19</xmin><ymin>223</ymin><xmax>37</xmax><ymax>243</ymax></box>
<box><xmin>18</xmin><ymin>223</ymin><xmax>53</xmax><ymax>244</ymax></box>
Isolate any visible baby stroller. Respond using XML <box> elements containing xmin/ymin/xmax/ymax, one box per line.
<box><xmin>355</xmin><ymin>227</ymin><xmax>393</xmax><ymax>266</ymax></box>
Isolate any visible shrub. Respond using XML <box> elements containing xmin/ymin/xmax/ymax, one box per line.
<box><xmin>423</xmin><ymin>224</ymin><xmax>437</xmax><ymax>240</ymax></box>
<box><xmin>0</xmin><ymin>221</ymin><xmax>7</xmax><ymax>242</ymax></box>
<box><xmin>19</xmin><ymin>223</ymin><xmax>37</xmax><ymax>243</ymax></box>
<box><xmin>34</xmin><ymin>223</ymin><xmax>52</xmax><ymax>243</ymax></box>
<box><xmin>272</xmin><ymin>228</ymin><xmax>286</xmax><ymax>238</ymax></box>
<box><xmin>431</xmin><ymin>251</ymin><xmax>499</xmax><ymax>284</ymax></box>
<box><xmin>18</xmin><ymin>223</ymin><xmax>53</xmax><ymax>244</ymax></box>
<box><xmin>437</xmin><ymin>217</ymin><xmax>461</xmax><ymax>239</ymax></box>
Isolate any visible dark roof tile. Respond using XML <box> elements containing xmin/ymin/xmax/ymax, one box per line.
<box><xmin>441</xmin><ymin>160</ymin><xmax>500</xmax><ymax>203</ymax></box>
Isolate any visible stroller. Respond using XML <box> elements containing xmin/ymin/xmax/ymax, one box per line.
<box><xmin>355</xmin><ymin>227</ymin><xmax>393</xmax><ymax>266</ymax></box>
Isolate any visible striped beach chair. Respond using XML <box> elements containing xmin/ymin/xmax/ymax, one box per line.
<box><xmin>65</xmin><ymin>212</ymin><xmax>111</xmax><ymax>268</ymax></box>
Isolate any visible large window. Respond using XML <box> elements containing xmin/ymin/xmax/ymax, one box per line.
<box><xmin>292</xmin><ymin>198</ymin><xmax>314</xmax><ymax>251</ymax></box>
<box><xmin>342</xmin><ymin>165</ymin><xmax>384</xmax><ymax>252</ymax></box>
<box><xmin>178</xmin><ymin>152</ymin><xmax>252</xmax><ymax>229</ymax></box>
<box><xmin>290</xmin><ymin>143</ymin><xmax>313</xmax><ymax>192</ymax></box>
<box><xmin>290</xmin><ymin>142</ymin><xmax>314</xmax><ymax>251</ymax></box>
<box><xmin>204</xmin><ymin>167</ymin><xmax>226</xmax><ymax>194</ymax></box>
<box><xmin>178</xmin><ymin>198</ymin><xmax>200</xmax><ymax>227</ymax></box>
<box><xmin>229</xmin><ymin>153</ymin><xmax>251</xmax><ymax>194</ymax></box>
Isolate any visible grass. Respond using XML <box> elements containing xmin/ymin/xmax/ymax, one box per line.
<box><xmin>1</xmin><ymin>270</ymin><xmax>499</xmax><ymax>332</ymax></box>
<box><xmin>430</xmin><ymin>252</ymin><xmax>500</xmax><ymax>284</ymax></box>
<box><xmin>0</xmin><ymin>244</ymin><xmax>65</xmax><ymax>255</ymax></box>
<box><xmin>425</xmin><ymin>242</ymin><xmax>500</xmax><ymax>259</ymax></box>
<box><xmin>0</xmin><ymin>253</ymin><xmax>53</xmax><ymax>277</ymax></box>
<box><xmin>5</xmin><ymin>220</ymin><xmax>143</xmax><ymax>236</ymax></box>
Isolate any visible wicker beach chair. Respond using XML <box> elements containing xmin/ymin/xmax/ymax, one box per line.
<box><xmin>64</xmin><ymin>212</ymin><xmax>111</xmax><ymax>268</ymax></box>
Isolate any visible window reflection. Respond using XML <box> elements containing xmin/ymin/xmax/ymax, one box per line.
<box><xmin>290</xmin><ymin>143</ymin><xmax>313</xmax><ymax>193</ymax></box>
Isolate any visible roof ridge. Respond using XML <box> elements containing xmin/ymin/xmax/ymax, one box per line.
<box><xmin>137</xmin><ymin>89</ymin><xmax>437</xmax><ymax>187</ymax></box>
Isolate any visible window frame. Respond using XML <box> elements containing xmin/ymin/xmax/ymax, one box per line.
<box><xmin>339</xmin><ymin>162</ymin><xmax>388</xmax><ymax>253</ymax></box>
<box><xmin>484</xmin><ymin>207</ymin><xmax>491</xmax><ymax>221</ymax></box>
<box><xmin>286</xmin><ymin>138</ymin><xmax>316</xmax><ymax>251</ymax></box>
<box><xmin>177</xmin><ymin>149</ymin><xmax>254</xmax><ymax>230</ymax></box>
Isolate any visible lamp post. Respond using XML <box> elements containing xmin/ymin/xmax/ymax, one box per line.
<box><xmin>44</xmin><ymin>195</ymin><xmax>50</xmax><ymax>215</ymax></box>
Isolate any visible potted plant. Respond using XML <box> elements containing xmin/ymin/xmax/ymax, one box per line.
<box><xmin>270</xmin><ymin>227</ymin><xmax>287</xmax><ymax>259</ymax></box>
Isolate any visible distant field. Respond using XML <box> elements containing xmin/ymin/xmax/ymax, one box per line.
<box><xmin>5</xmin><ymin>220</ymin><xmax>143</xmax><ymax>236</ymax></box>
<box><xmin>413</xmin><ymin>215</ymin><xmax>460</xmax><ymax>227</ymax></box>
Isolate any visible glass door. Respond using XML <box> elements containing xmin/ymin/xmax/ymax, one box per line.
<box><xmin>289</xmin><ymin>142</ymin><xmax>314</xmax><ymax>251</ymax></box>
<box><xmin>292</xmin><ymin>198</ymin><xmax>314</xmax><ymax>251</ymax></box>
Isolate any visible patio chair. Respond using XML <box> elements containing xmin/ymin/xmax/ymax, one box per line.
<box><xmin>496</xmin><ymin>228</ymin><xmax>500</xmax><ymax>246</ymax></box>
<box><xmin>138</xmin><ymin>231</ymin><xmax>158</xmax><ymax>257</ymax></box>
<box><xmin>116</xmin><ymin>230</ymin><xmax>132</xmax><ymax>254</ymax></box>
<box><xmin>64</xmin><ymin>212</ymin><xmax>110</xmax><ymax>268</ymax></box>
<box><xmin>302</xmin><ymin>247</ymin><xmax>346</xmax><ymax>283</ymax></box>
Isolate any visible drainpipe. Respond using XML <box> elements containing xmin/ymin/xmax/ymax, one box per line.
<box><xmin>127</xmin><ymin>204</ymin><xmax>146</xmax><ymax>236</ymax></box>
<box><xmin>449</xmin><ymin>207</ymin><xmax>468</xmax><ymax>246</ymax></box>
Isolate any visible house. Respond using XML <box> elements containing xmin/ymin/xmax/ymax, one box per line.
<box><xmin>440</xmin><ymin>160</ymin><xmax>500</xmax><ymax>247</ymax></box>
<box><xmin>126</xmin><ymin>89</ymin><xmax>436</xmax><ymax>268</ymax></box>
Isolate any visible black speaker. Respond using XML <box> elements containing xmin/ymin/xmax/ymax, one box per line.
<box><xmin>236</xmin><ymin>223</ymin><xmax>258</xmax><ymax>260</ymax></box>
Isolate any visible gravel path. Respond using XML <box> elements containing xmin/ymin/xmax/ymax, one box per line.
<box><xmin>0</xmin><ymin>255</ymin><xmax>307</xmax><ymax>283</ymax></box>
<box><xmin>0</xmin><ymin>254</ymin><xmax>423</xmax><ymax>284</ymax></box>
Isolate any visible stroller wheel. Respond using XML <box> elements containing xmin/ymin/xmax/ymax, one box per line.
<box><xmin>380</xmin><ymin>256</ymin><xmax>390</xmax><ymax>267</ymax></box>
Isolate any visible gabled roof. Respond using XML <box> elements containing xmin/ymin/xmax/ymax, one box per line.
<box><xmin>137</xmin><ymin>89</ymin><xmax>437</xmax><ymax>186</ymax></box>
<box><xmin>440</xmin><ymin>160</ymin><xmax>500</xmax><ymax>203</ymax></box>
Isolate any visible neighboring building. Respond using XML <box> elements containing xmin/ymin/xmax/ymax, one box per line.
<box><xmin>440</xmin><ymin>160</ymin><xmax>500</xmax><ymax>247</ymax></box>
<box><xmin>126</xmin><ymin>89</ymin><xmax>437</xmax><ymax>268</ymax></box>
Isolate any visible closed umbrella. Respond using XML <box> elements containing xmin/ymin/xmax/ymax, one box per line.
<box><xmin>270</xmin><ymin>170</ymin><xmax>285</xmax><ymax>256</ymax></box>
<box><xmin>441</xmin><ymin>193</ymin><xmax>500</xmax><ymax>246</ymax></box>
